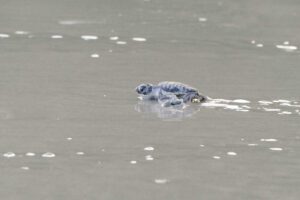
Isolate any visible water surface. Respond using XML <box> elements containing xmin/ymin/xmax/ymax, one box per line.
<box><xmin>0</xmin><ymin>0</ymin><xmax>299</xmax><ymax>199</ymax></box>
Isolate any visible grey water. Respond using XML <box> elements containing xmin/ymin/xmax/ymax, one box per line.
<box><xmin>0</xmin><ymin>0</ymin><xmax>299</xmax><ymax>199</ymax></box>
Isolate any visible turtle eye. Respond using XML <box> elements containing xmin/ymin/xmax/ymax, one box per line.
<box><xmin>136</xmin><ymin>85</ymin><xmax>146</xmax><ymax>94</ymax></box>
<box><xmin>140</xmin><ymin>86</ymin><xmax>145</xmax><ymax>92</ymax></box>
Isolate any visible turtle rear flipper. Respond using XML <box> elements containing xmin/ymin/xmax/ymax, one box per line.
<box><xmin>182</xmin><ymin>93</ymin><xmax>207</xmax><ymax>103</ymax></box>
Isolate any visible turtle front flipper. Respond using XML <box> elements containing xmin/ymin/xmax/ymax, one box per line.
<box><xmin>158</xmin><ymin>90</ymin><xmax>184</xmax><ymax>107</ymax></box>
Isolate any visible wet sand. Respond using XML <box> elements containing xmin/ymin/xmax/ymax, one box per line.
<box><xmin>0</xmin><ymin>0</ymin><xmax>300</xmax><ymax>199</ymax></box>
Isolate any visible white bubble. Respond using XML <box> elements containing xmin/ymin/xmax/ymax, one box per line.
<box><xmin>242</xmin><ymin>105</ymin><xmax>251</xmax><ymax>109</ymax></box>
<box><xmin>224</xmin><ymin>104</ymin><xmax>242</xmax><ymax>110</ymax></box>
<box><xmin>269</xmin><ymin>147</ymin><xmax>283</xmax><ymax>151</ymax></box>
<box><xmin>199</xmin><ymin>144</ymin><xmax>205</xmax><ymax>147</ymax></box>
<box><xmin>273</xmin><ymin>99</ymin><xmax>290</xmax><ymax>103</ymax></box>
<box><xmin>110</xmin><ymin>36</ymin><xmax>119</xmax><ymax>40</ymax></box>
<box><xmin>251</xmin><ymin>40</ymin><xmax>256</xmax><ymax>44</ymax></box>
<box><xmin>90</xmin><ymin>54</ymin><xmax>100</xmax><ymax>58</ymax></box>
<box><xmin>51</xmin><ymin>35</ymin><xmax>63</xmax><ymax>39</ymax></box>
<box><xmin>59</xmin><ymin>20</ymin><xmax>101</xmax><ymax>25</ymax></box>
<box><xmin>21</xmin><ymin>166</ymin><xmax>30</xmax><ymax>170</ymax></box>
<box><xmin>76</xmin><ymin>152</ymin><xmax>85</xmax><ymax>155</ymax></box>
<box><xmin>67</xmin><ymin>137</ymin><xmax>73</xmax><ymax>140</ymax></box>
<box><xmin>263</xmin><ymin>108</ymin><xmax>281</xmax><ymax>112</ymax></box>
<box><xmin>145</xmin><ymin>155</ymin><xmax>154</xmax><ymax>161</ymax></box>
<box><xmin>3</xmin><ymin>152</ymin><xmax>16</xmax><ymax>158</ymax></box>
<box><xmin>232</xmin><ymin>99</ymin><xmax>250</xmax><ymax>103</ymax></box>
<box><xmin>213</xmin><ymin>156</ymin><xmax>221</xmax><ymax>159</ymax></box>
<box><xmin>280</xmin><ymin>103</ymin><xmax>300</xmax><ymax>107</ymax></box>
<box><xmin>198</xmin><ymin>17</ymin><xmax>207</xmax><ymax>22</ymax></box>
<box><xmin>116</xmin><ymin>41</ymin><xmax>127</xmax><ymax>45</ymax></box>
<box><xmin>132</xmin><ymin>37</ymin><xmax>147</xmax><ymax>42</ymax></box>
<box><xmin>258</xmin><ymin>100</ymin><xmax>273</xmax><ymax>105</ymax></box>
<box><xmin>25</xmin><ymin>152</ymin><xmax>36</xmax><ymax>157</ymax></box>
<box><xmin>0</xmin><ymin>33</ymin><xmax>10</xmax><ymax>38</ymax></box>
<box><xmin>15</xmin><ymin>31</ymin><xmax>29</xmax><ymax>35</ymax></box>
<box><xmin>276</xmin><ymin>45</ymin><xmax>298</xmax><ymax>52</ymax></box>
<box><xmin>227</xmin><ymin>152</ymin><xmax>237</xmax><ymax>156</ymax></box>
<box><xmin>260</xmin><ymin>139</ymin><xmax>278</xmax><ymax>142</ymax></box>
<box><xmin>248</xmin><ymin>143</ymin><xmax>258</xmax><ymax>146</ymax></box>
<box><xmin>283</xmin><ymin>41</ymin><xmax>290</xmax><ymax>45</ymax></box>
<box><xmin>130</xmin><ymin>160</ymin><xmax>137</xmax><ymax>164</ymax></box>
<box><xmin>154</xmin><ymin>179</ymin><xmax>169</xmax><ymax>184</ymax></box>
<box><xmin>81</xmin><ymin>35</ymin><xmax>98</xmax><ymax>40</ymax></box>
<box><xmin>238</xmin><ymin>109</ymin><xmax>249</xmax><ymax>112</ymax></box>
<box><xmin>144</xmin><ymin>146</ymin><xmax>154</xmax><ymax>151</ymax></box>
<box><xmin>42</xmin><ymin>152</ymin><xmax>56</xmax><ymax>158</ymax></box>
<box><xmin>278</xmin><ymin>111</ymin><xmax>292</xmax><ymax>115</ymax></box>
<box><xmin>59</xmin><ymin>20</ymin><xmax>80</xmax><ymax>25</ymax></box>
<box><xmin>256</xmin><ymin>43</ymin><xmax>263</xmax><ymax>47</ymax></box>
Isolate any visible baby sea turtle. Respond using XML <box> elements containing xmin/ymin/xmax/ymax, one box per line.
<box><xmin>135</xmin><ymin>81</ymin><xmax>208</xmax><ymax>107</ymax></box>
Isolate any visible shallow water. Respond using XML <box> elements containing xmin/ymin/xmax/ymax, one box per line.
<box><xmin>0</xmin><ymin>0</ymin><xmax>299</xmax><ymax>199</ymax></box>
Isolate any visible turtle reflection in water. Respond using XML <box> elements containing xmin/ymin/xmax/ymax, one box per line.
<box><xmin>135</xmin><ymin>81</ymin><xmax>208</xmax><ymax>107</ymax></box>
<box><xmin>135</xmin><ymin>100</ymin><xmax>201</xmax><ymax>121</ymax></box>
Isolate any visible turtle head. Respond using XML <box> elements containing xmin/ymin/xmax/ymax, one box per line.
<box><xmin>136</xmin><ymin>83</ymin><xmax>153</xmax><ymax>95</ymax></box>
